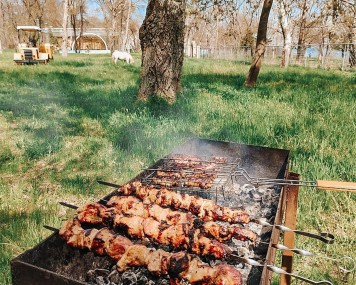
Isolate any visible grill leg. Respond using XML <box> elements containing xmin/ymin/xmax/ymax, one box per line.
<box><xmin>280</xmin><ymin>172</ymin><xmax>300</xmax><ymax>285</ymax></box>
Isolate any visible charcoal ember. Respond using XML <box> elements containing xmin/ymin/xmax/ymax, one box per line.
<box><xmin>107</xmin><ymin>268</ymin><xmax>121</xmax><ymax>284</ymax></box>
<box><xmin>96</xmin><ymin>276</ymin><xmax>109</xmax><ymax>285</ymax></box>
<box><xmin>247</xmin><ymin>266</ymin><xmax>263</xmax><ymax>285</ymax></box>
<box><xmin>87</xmin><ymin>269</ymin><xmax>111</xmax><ymax>285</ymax></box>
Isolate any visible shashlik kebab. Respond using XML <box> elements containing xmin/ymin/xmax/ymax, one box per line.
<box><xmin>152</xmin><ymin>170</ymin><xmax>216</xmax><ymax>189</ymax></box>
<box><xmin>163</xmin><ymin>155</ymin><xmax>227</xmax><ymax>170</ymax></box>
<box><xmin>156</xmin><ymin>170</ymin><xmax>216</xmax><ymax>180</ymax></box>
<box><xmin>59</xmin><ymin>218</ymin><xmax>243</xmax><ymax>285</ymax></box>
<box><xmin>152</xmin><ymin>177</ymin><xmax>214</xmax><ymax>190</ymax></box>
<box><xmin>79</xmin><ymin>196</ymin><xmax>256</xmax><ymax>243</ymax></box>
<box><xmin>114</xmin><ymin>181</ymin><xmax>250</xmax><ymax>224</ymax></box>
<box><xmin>76</xmin><ymin>202</ymin><xmax>231</xmax><ymax>259</ymax></box>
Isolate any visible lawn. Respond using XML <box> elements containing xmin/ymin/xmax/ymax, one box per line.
<box><xmin>0</xmin><ymin>49</ymin><xmax>355</xmax><ymax>284</ymax></box>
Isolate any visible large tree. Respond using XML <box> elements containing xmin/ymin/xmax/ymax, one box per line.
<box><xmin>137</xmin><ymin>0</ymin><xmax>186</xmax><ymax>103</ymax></box>
<box><xmin>244</xmin><ymin>0</ymin><xmax>274</xmax><ymax>87</ymax></box>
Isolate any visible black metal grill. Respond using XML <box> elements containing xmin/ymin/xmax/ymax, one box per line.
<box><xmin>11</xmin><ymin>138</ymin><xmax>291</xmax><ymax>285</ymax></box>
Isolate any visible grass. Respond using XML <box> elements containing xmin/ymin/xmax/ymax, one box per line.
<box><xmin>0</xmin><ymin>49</ymin><xmax>355</xmax><ymax>284</ymax></box>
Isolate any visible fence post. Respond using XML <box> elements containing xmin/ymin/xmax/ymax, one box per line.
<box><xmin>196</xmin><ymin>45</ymin><xmax>200</xmax><ymax>59</ymax></box>
<box><xmin>192</xmin><ymin>41</ymin><xmax>197</xmax><ymax>58</ymax></box>
<box><xmin>341</xmin><ymin>45</ymin><xmax>347</xmax><ymax>71</ymax></box>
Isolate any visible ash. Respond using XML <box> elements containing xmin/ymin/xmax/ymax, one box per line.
<box><xmin>215</xmin><ymin>183</ymin><xmax>282</xmax><ymax>284</ymax></box>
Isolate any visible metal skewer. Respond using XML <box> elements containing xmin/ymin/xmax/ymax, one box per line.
<box><xmin>258</xmin><ymin>242</ymin><xmax>355</xmax><ymax>273</ymax></box>
<box><xmin>59</xmin><ymin>201</ymin><xmax>78</xmax><ymax>209</ymax></box>
<box><xmin>97</xmin><ymin>180</ymin><xmax>335</xmax><ymax>244</ymax></box>
<box><xmin>231</xmin><ymin>255</ymin><xmax>333</xmax><ymax>285</ymax></box>
<box><xmin>97</xmin><ymin>180</ymin><xmax>121</xmax><ymax>188</ymax></box>
<box><xmin>255</xmin><ymin>218</ymin><xmax>335</xmax><ymax>244</ymax></box>
<box><xmin>54</xmin><ymin>202</ymin><xmax>350</xmax><ymax>283</ymax></box>
<box><xmin>58</xmin><ymin>202</ymin><xmax>345</xmax><ymax>271</ymax></box>
<box><xmin>234</xmin><ymin>169</ymin><xmax>356</xmax><ymax>192</ymax></box>
<box><xmin>43</xmin><ymin>225</ymin><xmax>59</xmax><ymax>233</ymax></box>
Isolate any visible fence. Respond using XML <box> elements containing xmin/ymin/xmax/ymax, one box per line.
<box><xmin>185</xmin><ymin>42</ymin><xmax>355</xmax><ymax>70</ymax></box>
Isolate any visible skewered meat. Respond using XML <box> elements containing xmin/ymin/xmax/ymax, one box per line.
<box><xmin>153</xmin><ymin>169</ymin><xmax>216</xmax><ymax>189</ymax></box>
<box><xmin>59</xmin><ymin>218</ymin><xmax>242</xmax><ymax>285</ymax></box>
<box><xmin>152</xmin><ymin>177</ymin><xmax>214</xmax><ymax>189</ymax></box>
<box><xmin>117</xmin><ymin>181</ymin><xmax>250</xmax><ymax>224</ymax></box>
<box><xmin>77</xmin><ymin>201</ymin><xmax>256</xmax><ymax>243</ymax></box>
<box><xmin>76</xmin><ymin>203</ymin><xmax>231</xmax><ymax>259</ymax></box>
<box><xmin>107</xmin><ymin>196</ymin><xmax>194</xmax><ymax>225</ymax></box>
<box><xmin>164</xmin><ymin>155</ymin><xmax>226</xmax><ymax>171</ymax></box>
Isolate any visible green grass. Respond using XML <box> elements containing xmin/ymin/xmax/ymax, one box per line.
<box><xmin>0</xmin><ymin>49</ymin><xmax>355</xmax><ymax>284</ymax></box>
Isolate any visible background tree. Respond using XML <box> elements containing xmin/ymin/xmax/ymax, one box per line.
<box><xmin>137</xmin><ymin>0</ymin><xmax>186</xmax><ymax>103</ymax></box>
<box><xmin>97</xmin><ymin>0</ymin><xmax>123</xmax><ymax>50</ymax></box>
<box><xmin>244</xmin><ymin>0</ymin><xmax>274</xmax><ymax>87</ymax></box>
<box><xmin>69</xmin><ymin>0</ymin><xmax>87</xmax><ymax>52</ymax></box>
<box><xmin>276</xmin><ymin>0</ymin><xmax>294</xmax><ymax>67</ymax></box>
<box><xmin>22</xmin><ymin>0</ymin><xmax>46</xmax><ymax>26</ymax></box>
<box><xmin>335</xmin><ymin>0</ymin><xmax>356</xmax><ymax>67</ymax></box>
<box><xmin>96</xmin><ymin>0</ymin><xmax>134</xmax><ymax>51</ymax></box>
<box><xmin>62</xmin><ymin>0</ymin><xmax>68</xmax><ymax>57</ymax></box>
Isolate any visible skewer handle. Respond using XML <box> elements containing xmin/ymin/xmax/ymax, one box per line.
<box><xmin>257</xmin><ymin>219</ymin><xmax>335</xmax><ymax>244</ymax></box>
<box><xmin>316</xmin><ymin>180</ymin><xmax>356</xmax><ymax>192</ymax></box>
<box><xmin>230</xmin><ymin>255</ymin><xmax>333</xmax><ymax>285</ymax></box>
<box><xmin>272</xmin><ymin>243</ymin><xmax>313</xmax><ymax>257</ymax></box>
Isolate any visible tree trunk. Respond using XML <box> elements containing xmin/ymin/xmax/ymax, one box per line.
<box><xmin>277</xmin><ymin>0</ymin><xmax>292</xmax><ymax>68</ymax></box>
<box><xmin>281</xmin><ymin>31</ymin><xmax>292</xmax><ymax>67</ymax></box>
<box><xmin>122</xmin><ymin>0</ymin><xmax>131</xmax><ymax>51</ymax></box>
<box><xmin>0</xmin><ymin>0</ymin><xmax>3</xmax><ymax>52</ymax></box>
<box><xmin>62</xmin><ymin>0</ymin><xmax>68</xmax><ymax>57</ymax></box>
<box><xmin>349</xmin><ymin>35</ymin><xmax>355</xmax><ymax>68</ymax></box>
<box><xmin>71</xmin><ymin>12</ymin><xmax>77</xmax><ymax>52</ymax></box>
<box><xmin>137</xmin><ymin>0</ymin><xmax>186</xmax><ymax>103</ymax></box>
<box><xmin>244</xmin><ymin>0</ymin><xmax>273</xmax><ymax>87</ymax></box>
<box><xmin>296</xmin><ymin>0</ymin><xmax>307</xmax><ymax>64</ymax></box>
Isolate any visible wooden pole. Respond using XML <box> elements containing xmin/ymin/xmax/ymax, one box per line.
<box><xmin>280</xmin><ymin>172</ymin><xmax>300</xmax><ymax>285</ymax></box>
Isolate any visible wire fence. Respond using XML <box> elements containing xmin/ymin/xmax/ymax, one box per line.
<box><xmin>185</xmin><ymin>43</ymin><xmax>355</xmax><ymax>71</ymax></box>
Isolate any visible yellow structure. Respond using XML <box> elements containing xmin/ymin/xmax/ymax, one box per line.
<box><xmin>14</xmin><ymin>26</ymin><xmax>54</xmax><ymax>64</ymax></box>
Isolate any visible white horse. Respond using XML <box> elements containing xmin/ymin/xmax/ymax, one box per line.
<box><xmin>112</xmin><ymin>50</ymin><xmax>134</xmax><ymax>64</ymax></box>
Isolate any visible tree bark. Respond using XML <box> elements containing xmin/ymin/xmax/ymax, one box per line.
<box><xmin>244</xmin><ymin>0</ymin><xmax>273</xmax><ymax>87</ymax></box>
<box><xmin>137</xmin><ymin>0</ymin><xmax>186</xmax><ymax>103</ymax></box>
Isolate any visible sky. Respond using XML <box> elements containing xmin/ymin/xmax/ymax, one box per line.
<box><xmin>87</xmin><ymin>0</ymin><xmax>147</xmax><ymax>24</ymax></box>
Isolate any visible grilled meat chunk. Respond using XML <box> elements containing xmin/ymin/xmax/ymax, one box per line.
<box><xmin>118</xmin><ymin>181</ymin><xmax>250</xmax><ymax>224</ymax></box>
<box><xmin>77</xmin><ymin>202</ymin><xmax>256</xmax><ymax>245</ymax></box>
<box><xmin>59</xmin><ymin>218</ymin><xmax>243</xmax><ymax>285</ymax></box>
<box><xmin>76</xmin><ymin>205</ymin><xmax>231</xmax><ymax>259</ymax></box>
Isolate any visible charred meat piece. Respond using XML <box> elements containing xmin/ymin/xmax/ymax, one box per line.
<box><xmin>59</xmin><ymin>218</ymin><xmax>243</xmax><ymax>285</ymax></box>
<box><xmin>77</xmin><ymin>202</ymin><xmax>256</xmax><ymax>244</ymax></box>
<box><xmin>76</xmin><ymin>205</ymin><xmax>231</xmax><ymax>259</ymax></box>
<box><xmin>107</xmin><ymin>196</ymin><xmax>194</xmax><ymax>225</ymax></box>
<box><xmin>118</xmin><ymin>181</ymin><xmax>250</xmax><ymax>224</ymax></box>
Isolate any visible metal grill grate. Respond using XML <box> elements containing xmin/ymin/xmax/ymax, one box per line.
<box><xmin>141</xmin><ymin>154</ymin><xmax>240</xmax><ymax>200</ymax></box>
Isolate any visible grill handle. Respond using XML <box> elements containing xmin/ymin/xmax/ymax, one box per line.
<box><xmin>316</xmin><ymin>180</ymin><xmax>356</xmax><ymax>192</ymax></box>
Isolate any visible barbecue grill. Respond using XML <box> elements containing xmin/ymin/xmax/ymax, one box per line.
<box><xmin>11</xmin><ymin>138</ymin><xmax>338</xmax><ymax>285</ymax></box>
